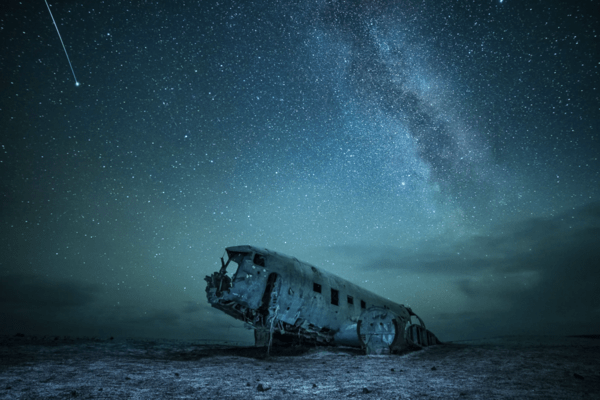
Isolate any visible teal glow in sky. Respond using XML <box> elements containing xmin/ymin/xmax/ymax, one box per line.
<box><xmin>1</xmin><ymin>0</ymin><xmax>598</xmax><ymax>342</ymax></box>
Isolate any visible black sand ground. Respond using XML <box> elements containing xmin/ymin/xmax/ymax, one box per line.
<box><xmin>1</xmin><ymin>334</ymin><xmax>598</xmax><ymax>399</ymax></box>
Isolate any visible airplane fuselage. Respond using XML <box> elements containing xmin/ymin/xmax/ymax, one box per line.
<box><xmin>205</xmin><ymin>245</ymin><xmax>439</xmax><ymax>354</ymax></box>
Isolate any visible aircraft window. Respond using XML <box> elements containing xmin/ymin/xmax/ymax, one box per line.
<box><xmin>361</xmin><ymin>300</ymin><xmax>366</xmax><ymax>309</ymax></box>
<box><xmin>253</xmin><ymin>254</ymin><xmax>265</xmax><ymax>267</ymax></box>
<box><xmin>313</xmin><ymin>282</ymin><xmax>322</xmax><ymax>293</ymax></box>
<box><xmin>331</xmin><ymin>289</ymin><xmax>339</xmax><ymax>306</ymax></box>
<box><xmin>347</xmin><ymin>295</ymin><xmax>354</xmax><ymax>305</ymax></box>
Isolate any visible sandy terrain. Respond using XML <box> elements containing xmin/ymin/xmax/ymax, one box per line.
<box><xmin>0</xmin><ymin>334</ymin><xmax>598</xmax><ymax>399</ymax></box>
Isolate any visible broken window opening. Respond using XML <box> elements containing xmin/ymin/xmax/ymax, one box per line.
<box><xmin>347</xmin><ymin>295</ymin><xmax>354</xmax><ymax>305</ymax></box>
<box><xmin>331</xmin><ymin>289</ymin><xmax>339</xmax><ymax>306</ymax></box>
<box><xmin>313</xmin><ymin>282</ymin><xmax>322</xmax><ymax>293</ymax></box>
<box><xmin>361</xmin><ymin>300</ymin><xmax>366</xmax><ymax>309</ymax></box>
<box><xmin>257</xmin><ymin>273</ymin><xmax>278</xmax><ymax>318</ymax></box>
<box><xmin>253</xmin><ymin>254</ymin><xmax>265</xmax><ymax>267</ymax></box>
<box><xmin>224</xmin><ymin>261</ymin><xmax>239</xmax><ymax>280</ymax></box>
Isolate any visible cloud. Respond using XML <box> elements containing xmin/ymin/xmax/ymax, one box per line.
<box><xmin>328</xmin><ymin>201</ymin><xmax>600</xmax><ymax>338</ymax></box>
<box><xmin>455</xmin><ymin>202</ymin><xmax>600</xmax><ymax>304</ymax></box>
<box><xmin>129</xmin><ymin>309</ymin><xmax>181</xmax><ymax>326</ymax></box>
<box><xmin>445</xmin><ymin>203</ymin><xmax>600</xmax><ymax>337</ymax></box>
<box><xmin>0</xmin><ymin>274</ymin><xmax>103</xmax><ymax>336</ymax></box>
<box><xmin>332</xmin><ymin>201</ymin><xmax>600</xmax><ymax>273</ymax></box>
<box><xmin>0</xmin><ymin>271</ymin><xmax>248</xmax><ymax>341</ymax></box>
<box><xmin>0</xmin><ymin>274</ymin><xmax>100</xmax><ymax>310</ymax></box>
<box><xmin>182</xmin><ymin>301</ymin><xmax>203</xmax><ymax>314</ymax></box>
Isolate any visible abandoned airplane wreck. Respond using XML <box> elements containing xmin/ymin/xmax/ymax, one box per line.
<box><xmin>205</xmin><ymin>245</ymin><xmax>440</xmax><ymax>355</ymax></box>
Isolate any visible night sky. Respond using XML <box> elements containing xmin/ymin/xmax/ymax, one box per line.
<box><xmin>1</xmin><ymin>0</ymin><xmax>598</xmax><ymax>343</ymax></box>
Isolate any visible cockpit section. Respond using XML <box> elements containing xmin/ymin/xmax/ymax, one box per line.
<box><xmin>205</xmin><ymin>249</ymin><xmax>276</xmax><ymax>329</ymax></box>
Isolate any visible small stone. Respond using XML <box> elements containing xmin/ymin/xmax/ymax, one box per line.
<box><xmin>391</xmin><ymin>368</ymin><xmax>395</xmax><ymax>372</ymax></box>
<box><xmin>312</xmin><ymin>383</ymin><xmax>317</xmax><ymax>388</ymax></box>
<box><xmin>573</xmin><ymin>373</ymin><xmax>584</xmax><ymax>380</ymax></box>
<box><xmin>257</xmin><ymin>383</ymin><xmax>271</xmax><ymax>392</ymax></box>
<box><xmin>174</xmin><ymin>373</ymin><xmax>180</xmax><ymax>377</ymax></box>
<box><xmin>362</xmin><ymin>387</ymin><xmax>371</xmax><ymax>394</ymax></box>
<box><xmin>431</xmin><ymin>366</ymin><xmax>437</xmax><ymax>371</ymax></box>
